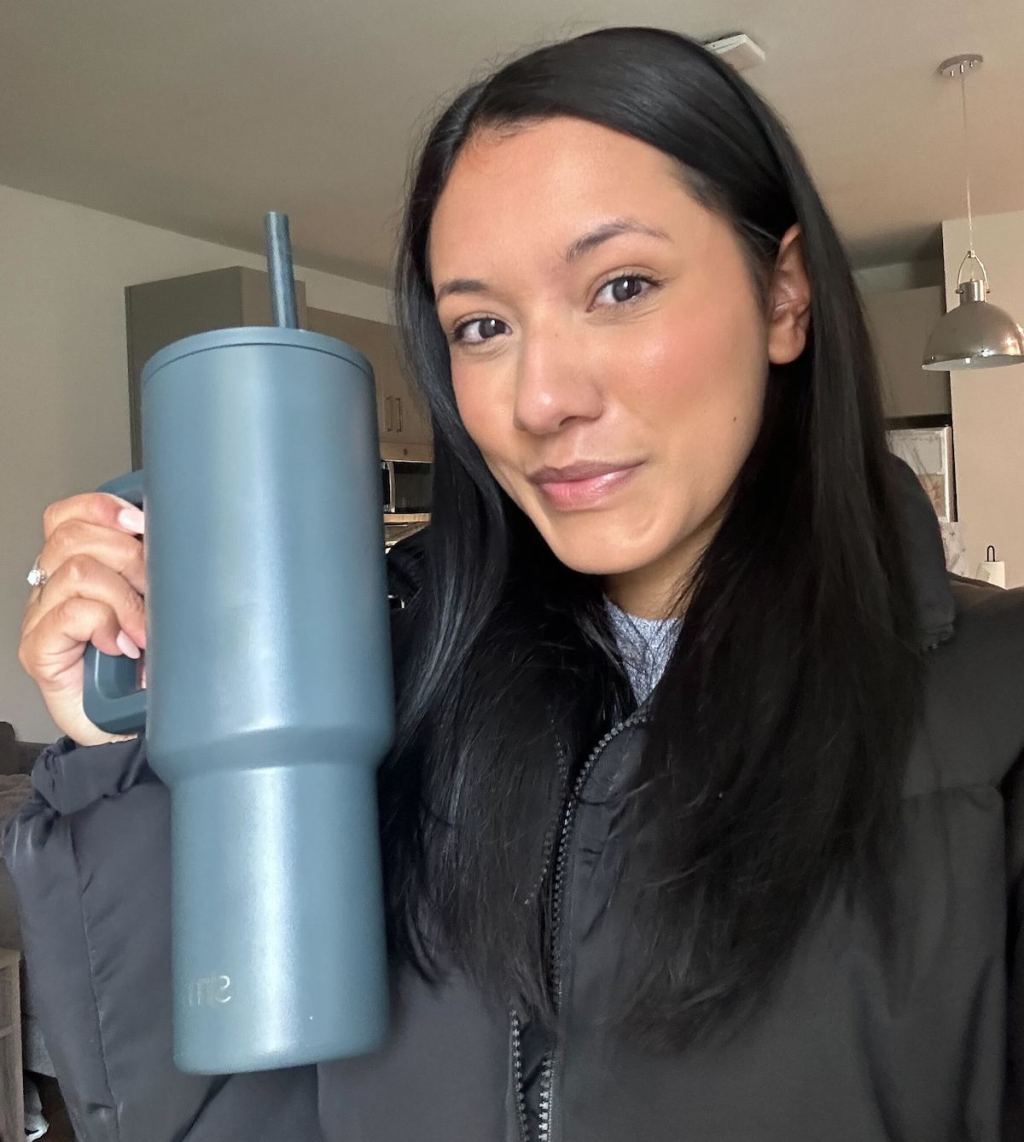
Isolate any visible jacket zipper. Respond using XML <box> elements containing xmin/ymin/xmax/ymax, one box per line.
<box><xmin>511</xmin><ymin>709</ymin><xmax>649</xmax><ymax>1142</ymax></box>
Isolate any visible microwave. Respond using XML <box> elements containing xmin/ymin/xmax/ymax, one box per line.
<box><xmin>381</xmin><ymin>443</ymin><xmax>431</xmax><ymax>550</ymax></box>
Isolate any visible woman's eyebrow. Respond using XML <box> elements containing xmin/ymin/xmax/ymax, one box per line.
<box><xmin>563</xmin><ymin>218</ymin><xmax>670</xmax><ymax>263</ymax></box>
<box><xmin>435</xmin><ymin>277</ymin><xmax>489</xmax><ymax>304</ymax></box>
<box><xmin>433</xmin><ymin>218</ymin><xmax>670</xmax><ymax>304</ymax></box>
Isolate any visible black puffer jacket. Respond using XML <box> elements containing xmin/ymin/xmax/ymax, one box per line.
<box><xmin>5</xmin><ymin>474</ymin><xmax>1024</xmax><ymax>1142</ymax></box>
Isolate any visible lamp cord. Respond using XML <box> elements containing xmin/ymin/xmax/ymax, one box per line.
<box><xmin>960</xmin><ymin>63</ymin><xmax>975</xmax><ymax>257</ymax></box>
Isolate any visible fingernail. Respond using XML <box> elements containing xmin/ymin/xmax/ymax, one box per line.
<box><xmin>116</xmin><ymin>630</ymin><xmax>142</xmax><ymax>659</ymax></box>
<box><xmin>117</xmin><ymin>506</ymin><xmax>145</xmax><ymax>534</ymax></box>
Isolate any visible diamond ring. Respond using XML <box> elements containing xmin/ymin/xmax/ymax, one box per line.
<box><xmin>26</xmin><ymin>562</ymin><xmax>49</xmax><ymax>589</ymax></box>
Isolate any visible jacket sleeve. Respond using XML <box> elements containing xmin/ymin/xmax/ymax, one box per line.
<box><xmin>1</xmin><ymin>736</ymin><xmax>321</xmax><ymax>1142</ymax></box>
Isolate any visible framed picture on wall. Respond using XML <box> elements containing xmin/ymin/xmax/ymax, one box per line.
<box><xmin>886</xmin><ymin>424</ymin><xmax>956</xmax><ymax>523</ymax></box>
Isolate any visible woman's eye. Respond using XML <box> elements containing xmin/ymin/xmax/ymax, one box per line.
<box><xmin>451</xmin><ymin>316</ymin><xmax>510</xmax><ymax>345</ymax></box>
<box><xmin>594</xmin><ymin>274</ymin><xmax>657</xmax><ymax>307</ymax></box>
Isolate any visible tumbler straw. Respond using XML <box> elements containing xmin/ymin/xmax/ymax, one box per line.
<box><xmin>264</xmin><ymin>212</ymin><xmax>300</xmax><ymax>329</ymax></box>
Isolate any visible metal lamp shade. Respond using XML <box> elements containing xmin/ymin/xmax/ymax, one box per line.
<box><xmin>922</xmin><ymin>279</ymin><xmax>1024</xmax><ymax>370</ymax></box>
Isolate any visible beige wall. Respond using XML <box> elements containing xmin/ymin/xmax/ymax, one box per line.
<box><xmin>942</xmin><ymin>210</ymin><xmax>1024</xmax><ymax>588</ymax></box>
<box><xmin>0</xmin><ymin>184</ymin><xmax>390</xmax><ymax>741</ymax></box>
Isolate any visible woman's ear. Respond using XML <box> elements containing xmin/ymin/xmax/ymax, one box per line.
<box><xmin>767</xmin><ymin>224</ymin><xmax>812</xmax><ymax>365</ymax></box>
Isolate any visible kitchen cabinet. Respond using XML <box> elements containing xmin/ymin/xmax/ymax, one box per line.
<box><xmin>861</xmin><ymin>286</ymin><xmax>951</xmax><ymax>420</ymax></box>
<box><xmin>124</xmin><ymin>268</ymin><xmax>432</xmax><ymax>459</ymax></box>
<box><xmin>125</xmin><ymin>266</ymin><xmax>309</xmax><ymax>467</ymax></box>
<box><xmin>305</xmin><ymin>307</ymin><xmax>432</xmax><ymax>447</ymax></box>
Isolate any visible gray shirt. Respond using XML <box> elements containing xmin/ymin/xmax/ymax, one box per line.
<box><xmin>604</xmin><ymin>598</ymin><xmax>681</xmax><ymax>703</ymax></box>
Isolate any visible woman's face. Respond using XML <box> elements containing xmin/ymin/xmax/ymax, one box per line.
<box><xmin>428</xmin><ymin>116</ymin><xmax>809</xmax><ymax>616</ymax></box>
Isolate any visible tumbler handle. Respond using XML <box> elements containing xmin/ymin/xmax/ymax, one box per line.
<box><xmin>82</xmin><ymin>471</ymin><xmax>148</xmax><ymax>735</ymax></box>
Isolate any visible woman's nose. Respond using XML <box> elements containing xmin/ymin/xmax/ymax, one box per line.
<box><xmin>512</xmin><ymin>327</ymin><xmax>603</xmax><ymax>436</ymax></box>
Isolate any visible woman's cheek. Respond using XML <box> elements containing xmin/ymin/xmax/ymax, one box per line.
<box><xmin>451</xmin><ymin>366</ymin><xmax>514</xmax><ymax>488</ymax></box>
<box><xmin>451</xmin><ymin>367</ymin><xmax>488</xmax><ymax>446</ymax></box>
<box><xmin>609</xmin><ymin>319</ymin><xmax>712</xmax><ymax>423</ymax></box>
<box><xmin>655</xmin><ymin>302</ymin><xmax>765</xmax><ymax>429</ymax></box>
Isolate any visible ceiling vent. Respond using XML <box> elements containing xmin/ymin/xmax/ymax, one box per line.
<box><xmin>703</xmin><ymin>33</ymin><xmax>766</xmax><ymax>72</ymax></box>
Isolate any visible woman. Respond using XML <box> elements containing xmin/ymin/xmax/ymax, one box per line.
<box><xmin>10</xmin><ymin>26</ymin><xmax>1024</xmax><ymax>1142</ymax></box>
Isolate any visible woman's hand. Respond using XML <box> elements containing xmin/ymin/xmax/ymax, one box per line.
<box><xmin>19</xmin><ymin>493</ymin><xmax>147</xmax><ymax>747</ymax></box>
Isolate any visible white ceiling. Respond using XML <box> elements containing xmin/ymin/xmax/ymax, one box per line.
<box><xmin>3</xmin><ymin>0</ymin><xmax>1023</xmax><ymax>285</ymax></box>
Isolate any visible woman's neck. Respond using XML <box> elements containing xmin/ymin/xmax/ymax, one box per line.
<box><xmin>603</xmin><ymin>552</ymin><xmax>694</xmax><ymax>619</ymax></box>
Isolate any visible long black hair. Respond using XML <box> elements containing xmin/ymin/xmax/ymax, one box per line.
<box><xmin>381</xmin><ymin>26</ymin><xmax>924</xmax><ymax>1049</ymax></box>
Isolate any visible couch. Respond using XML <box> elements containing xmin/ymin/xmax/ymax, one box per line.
<box><xmin>0</xmin><ymin>721</ymin><xmax>56</xmax><ymax>1078</ymax></box>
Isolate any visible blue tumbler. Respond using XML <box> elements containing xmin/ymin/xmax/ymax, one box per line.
<box><xmin>82</xmin><ymin>226</ymin><xmax>394</xmax><ymax>1074</ymax></box>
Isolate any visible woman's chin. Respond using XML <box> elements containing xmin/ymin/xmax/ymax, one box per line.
<box><xmin>540</xmin><ymin>534</ymin><xmax>656</xmax><ymax>579</ymax></box>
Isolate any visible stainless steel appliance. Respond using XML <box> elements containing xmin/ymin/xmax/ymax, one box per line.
<box><xmin>382</xmin><ymin>442</ymin><xmax>431</xmax><ymax>551</ymax></box>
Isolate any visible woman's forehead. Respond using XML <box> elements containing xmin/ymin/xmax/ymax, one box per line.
<box><xmin>428</xmin><ymin>119</ymin><xmax>701</xmax><ymax>278</ymax></box>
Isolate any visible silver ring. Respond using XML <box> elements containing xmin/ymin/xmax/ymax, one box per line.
<box><xmin>26</xmin><ymin>561</ymin><xmax>49</xmax><ymax>589</ymax></box>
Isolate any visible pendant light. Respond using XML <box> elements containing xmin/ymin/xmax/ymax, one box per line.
<box><xmin>922</xmin><ymin>54</ymin><xmax>1024</xmax><ymax>371</ymax></box>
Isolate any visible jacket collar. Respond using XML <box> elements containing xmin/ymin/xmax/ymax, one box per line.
<box><xmin>890</xmin><ymin>457</ymin><xmax>955</xmax><ymax>650</ymax></box>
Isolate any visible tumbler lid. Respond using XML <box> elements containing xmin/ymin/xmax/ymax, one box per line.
<box><xmin>142</xmin><ymin>326</ymin><xmax>373</xmax><ymax>387</ymax></box>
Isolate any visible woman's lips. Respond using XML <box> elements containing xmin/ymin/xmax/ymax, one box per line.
<box><xmin>534</xmin><ymin>463</ymin><xmax>643</xmax><ymax>510</ymax></box>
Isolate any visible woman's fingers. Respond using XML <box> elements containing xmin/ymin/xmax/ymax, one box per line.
<box><xmin>20</xmin><ymin>492</ymin><xmax>147</xmax><ymax>745</ymax></box>
<box><xmin>18</xmin><ymin>594</ymin><xmax>142</xmax><ymax>747</ymax></box>
<box><xmin>42</xmin><ymin>491</ymin><xmax>145</xmax><ymax>543</ymax></box>
<box><xmin>21</xmin><ymin>594</ymin><xmax>124</xmax><ymax>682</ymax></box>
<box><xmin>21</xmin><ymin>554</ymin><xmax>146</xmax><ymax>651</ymax></box>
<box><xmin>34</xmin><ymin>516</ymin><xmax>147</xmax><ymax>598</ymax></box>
